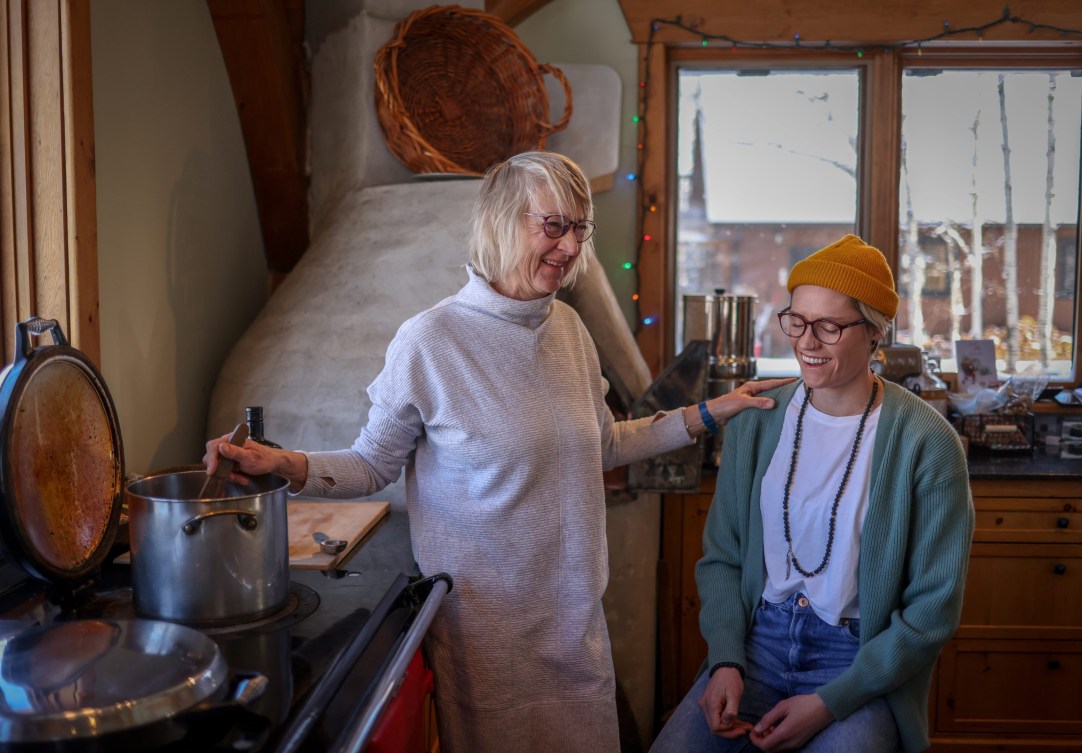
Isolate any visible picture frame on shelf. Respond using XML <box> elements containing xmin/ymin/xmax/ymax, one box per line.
<box><xmin>954</xmin><ymin>339</ymin><xmax>998</xmax><ymax>393</ymax></box>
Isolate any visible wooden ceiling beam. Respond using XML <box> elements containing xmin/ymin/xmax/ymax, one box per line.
<box><xmin>616</xmin><ymin>0</ymin><xmax>1082</xmax><ymax>44</ymax></box>
<box><xmin>485</xmin><ymin>0</ymin><xmax>553</xmax><ymax>26</ymax></box>
<box><xmin>207</xmin><ymin>0</ymin><xmax>308</xmax><ymax>280</ymax></box>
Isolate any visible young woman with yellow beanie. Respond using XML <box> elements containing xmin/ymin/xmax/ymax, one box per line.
<box><xmin>652</xmin><ymin>235</ymin><xmax>975</xmax><ymax>753</ymax></box>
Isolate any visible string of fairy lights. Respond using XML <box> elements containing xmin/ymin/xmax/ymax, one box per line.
<box><xmin>624</xmin><ymin>6</ymin><xmax>1082</xmax><ymax>334</ymax></box>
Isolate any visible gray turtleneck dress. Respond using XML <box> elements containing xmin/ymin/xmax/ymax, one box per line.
<box><xmin>298</xmin><ymin>268</ymin><xmax>692</xmax><ymax>752</ymax></box>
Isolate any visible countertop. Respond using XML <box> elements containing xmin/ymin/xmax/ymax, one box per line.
<box><xmin>966</xmin><ymin>446</ymin><xmax>1082</xmax><ymax>480</ymax></box>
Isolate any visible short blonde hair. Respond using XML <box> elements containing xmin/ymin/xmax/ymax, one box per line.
<box><xmin>854</xmin><ymin>298</ymin><xmax>893</xmax><ymax>358</ymax></box>
<box><xmin>468</xmin><ymin>151</ymin><xmax>596</xmax><ymax>289</ymax></box>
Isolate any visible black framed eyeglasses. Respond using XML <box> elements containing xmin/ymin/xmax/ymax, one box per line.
<box><xmin>777</xmin><ymin>308</ymin><xmax>868</xmax><ymax>345</ymax></box>
<box><xmin>524</xmin><ymin>213</ymin><xmax>596</xmax><ymax>243</ymax></box>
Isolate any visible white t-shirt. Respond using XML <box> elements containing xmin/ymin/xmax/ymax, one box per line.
<box><xmin>760</xmin><ymin>383</ymin><xmax>881</xmax><ymax>625</ymax></box>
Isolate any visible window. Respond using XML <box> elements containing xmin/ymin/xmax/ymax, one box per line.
<box><xmin>661</xmin><ymin>49</ymin><xmax>1082</xmax><ymax>385</ymax></box>
<box><xmin>675</xmin><ymin>67</ymin><xmax>862</xmax><ymax>374</ymax></box>
<box><xmin>898</xmin><ymin>65</ymin><xmax>1082</xmax><ymax>380</ymax></box>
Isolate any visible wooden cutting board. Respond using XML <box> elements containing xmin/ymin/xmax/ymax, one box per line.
<box><xmin>287</xmin><ymin>500</ymin><xmax>389</xmax><ymax>570</ymax></box>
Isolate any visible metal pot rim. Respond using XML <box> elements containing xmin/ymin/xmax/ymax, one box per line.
<box><xmin>126</xmin><ymin>469</ymin><xmax>289</xmax><ymax>503</ymax></box>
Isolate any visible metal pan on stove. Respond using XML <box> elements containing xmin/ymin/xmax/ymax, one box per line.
<box><xmin>0</xmin><ymin>618</ymin><xmax>268</xmax><ymax>750</ymax></box>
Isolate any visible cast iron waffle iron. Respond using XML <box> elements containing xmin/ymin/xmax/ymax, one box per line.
<box><xmin>0</xmin><ymin>317</ymin><xmax>124</xmax><ymax>604</ymax></box>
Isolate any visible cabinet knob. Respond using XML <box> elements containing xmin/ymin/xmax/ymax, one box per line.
<box><xmin>1057</xmin><ymin>517</ymin><xmax>1070</xmax><ymax>529</ymax></box>
<box><xmin>1054</xmin><ymin>563</ymin><xmax>1067</xmax><ymax>575</ymax></box>
<box><xmin>1048</xmin><ymin>659</ymin><xmax>1061</xmax><ymax>670</ymax></box>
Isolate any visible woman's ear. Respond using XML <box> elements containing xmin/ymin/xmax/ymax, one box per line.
<box><xmin>870</xmin><ymin>340</ymin><xmax>879</xmax><ymax>353</ymax></box>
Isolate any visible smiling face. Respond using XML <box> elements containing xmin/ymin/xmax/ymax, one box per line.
<box><xmin>787</xmin><ymin>284</ymin><xmax>880</xmax><ymax>414</ymax></box>
<box><xmin>493</xmin><ymin>189</ymin><xmax>584</xmax><ymax>301</ymax></box>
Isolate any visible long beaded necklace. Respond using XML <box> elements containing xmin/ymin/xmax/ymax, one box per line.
<box><xmin>783</xmin><ymin>377</ymin><xmax>879</xmax><ymax>579</ymax></box>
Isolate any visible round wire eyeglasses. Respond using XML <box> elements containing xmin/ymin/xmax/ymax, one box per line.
<box><xmin>523</xmin><ymin>213</ymin><xmax>596</xmax><ymax>243</ymax></box>
<box><xmin>777</xmin><ymin>308</ymin><xmax>868</xmax><ymax>345</ymax></box>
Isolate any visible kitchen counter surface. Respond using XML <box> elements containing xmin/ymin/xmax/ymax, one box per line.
<box><xmin>967</xmin><ymin>447</ymin><xmax>1082</xmax><ymax>480</ymax></box>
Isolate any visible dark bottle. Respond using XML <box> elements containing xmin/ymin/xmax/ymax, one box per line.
<box><xmin>246</xmin><ymin>406</ymin><xmax>282</xmax><ymax>449</ymax></box>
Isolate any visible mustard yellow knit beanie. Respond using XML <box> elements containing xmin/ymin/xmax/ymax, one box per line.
<box><xmin>787</xmin><ymin>234</ymin><xmax>899</xmax><ymax>319</ymax></box>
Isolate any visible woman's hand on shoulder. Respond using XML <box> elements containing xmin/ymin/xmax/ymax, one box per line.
<box><xmin>710</xmin><ymin>377</ymin><xmax>796</xmax><ymax>424</ymax></box>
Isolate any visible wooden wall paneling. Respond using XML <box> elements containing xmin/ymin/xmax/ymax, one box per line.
<box><xmin>656</xmin><ymin>493</ymin><xmax>682</xmax><ymax>714</ymax></box>
<box><xmin>1</xmin><ymin>1</ymin><xmax>15</xmax><ymax>363</ymax></box>
<box><xmin>60</xmin><ymin>0</ymin><xmax>99</xmax><ymax>363</ymax></box>
<box><xmin>0</xmin><ymin>0</ymin><xmax>97</xmax><ymax>365</ymax></box>
<box><xmin>635</xmin><ymin>39</ymin><xmax>670</xmax><ymax>376</ymax></box>
<box><xmin>2</xmin><ymin>0</ymin><xmax>32</xmax><ymax>364</ymax></box>
<box><xmin>207</xmin><ymin>0</ymin><xmax>308</xmax><ymax>284</ymax></box>
<box><xmin>27</xmin><ymin>0</ymin><xmax>66</xmax><ymax>335</ymax></box>
<box><xmin>678</xmin><ymin>493</ymin><xmax>710</xmax><ymax>692</ymax></box>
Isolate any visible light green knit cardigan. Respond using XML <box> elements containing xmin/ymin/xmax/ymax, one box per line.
<box><xmin>697</xmin><ymin>379</ymin><xmax>974</xmax><ymax>753</ymax></box>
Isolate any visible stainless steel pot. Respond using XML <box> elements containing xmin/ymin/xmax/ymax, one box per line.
<box><xmin>126</xmin><ymin>470</ymin><xmax>289</xmax><ymax>624</ymax></box>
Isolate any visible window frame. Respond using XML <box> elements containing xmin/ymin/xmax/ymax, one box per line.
<box><xmin>636</xmin><ymin>44</ymin><xmax>1082</xmax><ymax>388</ymax></box>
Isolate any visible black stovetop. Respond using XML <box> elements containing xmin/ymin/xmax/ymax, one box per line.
<box><xmin>0</xmin><ymin>515</ymin><xmax>426</xmax><ymax>753</ymax></box>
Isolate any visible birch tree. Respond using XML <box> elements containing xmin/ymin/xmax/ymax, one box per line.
<box><xmin>936</xmin><ymin>222</ymin><xmax>967</xmax><ymax>345</ymax></box>
<box><xmin>997</xmin><ymin>74</ymin><xmax>1019</xmax><ymax>371</ymax></box>
<box><xmin>900</xmin><ymin>128</ymin><xmax>926</xmax><ymax>347</ymax></box>
<box><xmin>968</xmin><ymin>110</ymin><xmax>984</xmax><ymax>338</ymax></box>
<box><xmin>1039</xmin><ymin>73</ymin><xmax>1058</xmax><ymax>367</ymax></box>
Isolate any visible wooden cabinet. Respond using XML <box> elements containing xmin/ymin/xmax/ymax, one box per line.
<box><xmin>930</xmin><ymin>478</ymin><xmax>1082</xmax><ymax>752</ymax></box>
<box><xmin>657</xmin><ymin>486</ymin><xmax>713</xmax><ymax>716</ymax></box>
<box><xmin>658</xmin><ymin>475</ymin><xmax>1082</xmax><ymax>751</ymax></box>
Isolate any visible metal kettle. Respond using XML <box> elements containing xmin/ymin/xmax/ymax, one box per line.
<box><xmin>682</xmin><ymin>289</ymin><xmax>758</xmax><ymax>381</ymax></box>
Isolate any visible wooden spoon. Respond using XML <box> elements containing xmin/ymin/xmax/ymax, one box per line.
<box><xmin>199</xmin><ymin>423</ymin><xmax>249</xmax><ymax>499</ymax></box>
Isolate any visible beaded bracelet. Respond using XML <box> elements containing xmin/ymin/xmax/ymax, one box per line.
<box><xmin>709</xmin><ymin>661</ymin><xmax>745</xmax><ymax>679</ymax></box>
<box><xmin>698</xmin><ymin>401</ymin><xmax>720</xmax><ymax>436</ymax></box>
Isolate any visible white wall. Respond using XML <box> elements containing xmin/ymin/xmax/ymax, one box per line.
<box><xmin>91</xmin><ymin>0</ymin><xmax>268</xmax><ymax>475</ymax></box>
<box><xmin>516</xmin><ymin>0</ymin><xmax>642</xmax><ymax>329</ymax></box>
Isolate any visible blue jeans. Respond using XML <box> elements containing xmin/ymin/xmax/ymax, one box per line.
<box><xmin>651</xmin><ymin>593</ymin><xmax>900</xmax><ymax>752</ymax></box>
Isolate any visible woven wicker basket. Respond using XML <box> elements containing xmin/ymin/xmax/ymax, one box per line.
<box><xmin>374</xmin><ymin>5</ymin><xmax>572</xmax><ymax>176</ymax></box>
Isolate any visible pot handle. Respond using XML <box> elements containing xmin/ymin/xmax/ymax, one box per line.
<box><xmin>182</xmin><ymin>509</ymin><xmax>259</xmax><ymax>535</ymax></box>
<box><xmin>15</xmin><ymin>317</ymin><xmax>67</xmax><ymax>364</ymax></box>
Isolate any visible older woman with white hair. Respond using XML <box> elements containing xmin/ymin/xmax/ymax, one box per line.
<box><xmin>205</xmin><ymin>151</ymin><xmax>790</xmax><ymax>753</ymax></box>
<box><xmin>651</xmin><ymin>235</ymin><xmax>974</xmax><ymax>753</ymax></box>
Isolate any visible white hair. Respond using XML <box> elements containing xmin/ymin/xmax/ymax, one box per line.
<box><xmin>467</xmin><ymin>151</ymin><xmax>595</xmax><ymax>289</ymax></box>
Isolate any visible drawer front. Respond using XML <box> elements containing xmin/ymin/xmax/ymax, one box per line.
<box><xmin>935</xmin><ymin>638</ymin><xmax>1082</xmax><ymax>735</ymax></box>
<box><xmin>961</xmin><ymin>544</ymin><xmax>1082</xmax><ymax>630</ymax></box>
<box><xmin>973</xmin><ymin>497</ymin><xmax>1082</xmax><ymax>543</ymax></box>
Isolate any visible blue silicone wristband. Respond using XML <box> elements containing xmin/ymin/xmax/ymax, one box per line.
<box><xmin>698</xmin><ymin>401</ymin><xmax>720</xmax><ymax>436</ymax></box>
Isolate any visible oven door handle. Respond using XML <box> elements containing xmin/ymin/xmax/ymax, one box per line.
<box><xmin>331</xmin><ymin>572</ymin><xmax>452</xmax><ymax>753</ymax></box>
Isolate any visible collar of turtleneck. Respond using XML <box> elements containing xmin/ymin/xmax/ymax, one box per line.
<box><xmin>458</xmin><ymin>265</ymin><xmax>555</xmax><ymax>330</ymax></box>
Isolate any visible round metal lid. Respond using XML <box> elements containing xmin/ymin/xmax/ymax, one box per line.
<box><xmin>0</xmin><ymin>318</ymin><xmax>124</xmax><ymax>584</ymax></box>
<box><xmin>0</xmin><ymin>618</ymin><xmax>227</xmax><ymax>743</ymax></box>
